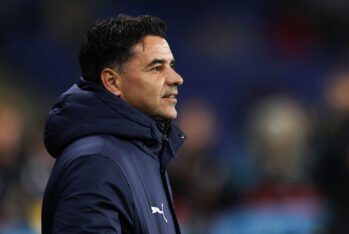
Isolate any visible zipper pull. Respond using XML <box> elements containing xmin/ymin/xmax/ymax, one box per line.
<box><xmin>163</xmin><ymin>134</ymin><xmax>169</xmax><ymax>142</ymax></box>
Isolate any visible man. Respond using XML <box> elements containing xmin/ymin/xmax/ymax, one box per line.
<box><xmin>42</xmin><ymin>14</ymin><xmax>185</xmax><ymax>233</ymax></box>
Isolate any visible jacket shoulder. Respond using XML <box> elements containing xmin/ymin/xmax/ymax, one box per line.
<box><xmin>57</xmin><ymin>135</ymin><xmax>135</xmax><ymax>164</ymax></box>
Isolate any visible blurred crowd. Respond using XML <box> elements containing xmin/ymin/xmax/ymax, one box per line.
<box><xmin>169</xmin><ymin>64</ymin><xmax>349</xmax><ymax>234</ymax></box>
<box><xmin>2</xmin><ymin>0</ymin><xmax>349</xmax><ymax>233</ymax></box>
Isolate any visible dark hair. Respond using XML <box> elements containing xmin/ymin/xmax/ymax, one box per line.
<box><xmin>79</xmin><ymin>14</ymin><xmax>167</xmax><ymax>83</ymax></box>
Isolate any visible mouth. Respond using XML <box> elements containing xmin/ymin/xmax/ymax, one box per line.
<box><xmin>162</xmin><ymin>93</ymin><xmax>178</xmax><ymax>102</ymax></box>
<box><xmin>163</xmin><ymin>94</ymin><xmax>176</xmax><ymax>98</ymax></box>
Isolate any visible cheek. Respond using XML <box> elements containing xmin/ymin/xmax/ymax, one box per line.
<box><xmin>123</xmin><ymin>77</ymin><xmax>146</xmax><ymax>98</ymax></box>
<box><xmin>144</xmin><ymin>79</ymin><xmax>164</xmax><ymax>99</ymax></box>
<box><xmin>123</xmin><ymin>74</ymin><xmax>165</xmax><ymax>103</ymax></box>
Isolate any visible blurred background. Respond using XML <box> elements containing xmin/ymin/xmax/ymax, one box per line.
<box><xmin>2</xmin><ymin>0</ymin><xmax>349</xmax><ymax>233</ymax></box>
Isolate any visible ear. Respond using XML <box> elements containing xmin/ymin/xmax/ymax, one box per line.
<box><xmin>101</xmin><ymin>68</ymin><xmax>122</xmax><ymax>96</ymax></box>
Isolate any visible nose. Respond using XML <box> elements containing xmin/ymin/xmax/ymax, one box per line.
<box><xmin>166</xmin><ymin>68</ymin><xmax>183</xmax><ymax>86</ymax></box>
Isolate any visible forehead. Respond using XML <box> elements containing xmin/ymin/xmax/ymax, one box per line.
<box><xmin>131</xmin><ymin>36</ymin><xmax>173</xmax><ymax>63</ymax></box>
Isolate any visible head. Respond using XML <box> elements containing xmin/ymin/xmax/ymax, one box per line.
<box><xmin>248</xmin><ymin>96</ymin><xmax>311</xmax><ymax>183</ymax></box>
<box><xmin>79</xmin><ymin>14</ymin><xmax>183</xmax><ymax>120</ymax></box>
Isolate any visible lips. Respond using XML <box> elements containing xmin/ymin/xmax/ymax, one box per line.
<box><xmin>162</xmin><ymin>93</ymin><xmax>177</xmax><ymax>98</ymax></box>
<box><xmin>162</xmin><ymin>92</ymin><xmax>178</xmax><ymax>103</ymax></box>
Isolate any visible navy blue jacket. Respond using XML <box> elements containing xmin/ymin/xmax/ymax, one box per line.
<box><xmin>42</xmin><ymin>79</ymin><xmax>185</xmax><ymax>233</ymax></box>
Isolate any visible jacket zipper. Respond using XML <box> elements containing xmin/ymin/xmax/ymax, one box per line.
<box><xmin>160</xmin><ymin>121</ymin><xmax>181</xmax><ymax>233</ymax></box>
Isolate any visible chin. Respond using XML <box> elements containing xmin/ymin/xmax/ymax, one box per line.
<box><xmin>158</xmin><ymin>109</ymin><xmax>177</xmax><ymax>120</ymax></box>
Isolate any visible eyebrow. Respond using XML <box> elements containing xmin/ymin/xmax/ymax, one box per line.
<box><xmin>145</xmin><ymin>58</ymin><xmax>175</xmax><ymax>69</ymax></box>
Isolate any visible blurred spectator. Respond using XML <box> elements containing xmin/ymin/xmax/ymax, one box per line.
<box><xmin>212</xmin><ymin>95</ymin><xmax>327</xmax><ymax>234</ymax></box>
<box><xmin>20</xmin><ymin>125</ymin><xmax>53</xmax><ymax>233</ymax></box>
<box><xmin>0</xmin><ymin>83</ymin><xmax>32</xmax><ymax>233</ymax></box>
<box><xmin>169</xmin><ymin>98</ymin><xmax>233</xmax><ymax>234</ymax></box>
<box><xmin>0</xmin><ymin>68</ymin><xmax>52</xmax><ymax>233</ymax></box>
<box><xmin>313</xmin><ymin>65</ymin><xmax>349</xmax><ymax>234</ymax></box>
<box><xmin>246</xmin><ymin>96</ymin><xmax>311</xmax><ymax>184</ymax></box>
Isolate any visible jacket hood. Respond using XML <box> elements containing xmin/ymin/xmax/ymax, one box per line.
<box><xmin>44</xmin><ymin>79</ymin><xmax>184</xmax><ymax>158</ymax></box>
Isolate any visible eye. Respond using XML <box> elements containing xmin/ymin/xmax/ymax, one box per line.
<box><xmin>151</xmin><ymin>66</ymin><xmax>164</xmax><ymax>72</ymax></box>
<box><xmin>170</xmin><ymin>62</ymin><xmax>175</xmax><ymax>68</ymax></box>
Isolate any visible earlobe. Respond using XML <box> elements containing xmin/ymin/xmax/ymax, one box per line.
<box><xmin>101</xmin><ymin>68</ymin><xmax>122</xmax><ymax>96</ymax></box>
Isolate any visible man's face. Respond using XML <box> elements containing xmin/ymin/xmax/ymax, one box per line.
<box><xmin>118</xmin><ymin>35</ymin><xmax>183</xmax><ymax>120</ymax></box>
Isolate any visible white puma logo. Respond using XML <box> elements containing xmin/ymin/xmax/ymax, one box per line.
<box><xmin>151</xmin><ymin>203</ymin><xmax>168</xmax><ymax>223</ymax></box>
